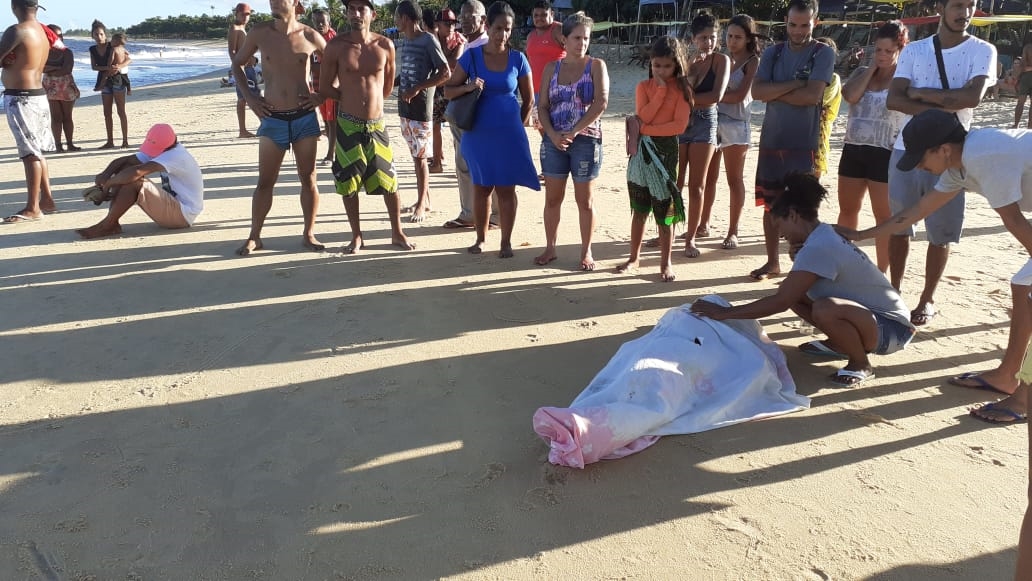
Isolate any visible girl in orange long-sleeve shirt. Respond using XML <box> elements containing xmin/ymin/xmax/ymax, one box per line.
<box><xmin>620</xmin><ymin>36</ymin><xmax>694</xmax><ymax>282</ymax></box>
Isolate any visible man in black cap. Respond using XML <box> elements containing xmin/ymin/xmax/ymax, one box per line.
<box><xmin>0</xmin><ymin>0</ymin><xmax>56</xmax><ymax>223</ymax></box>
<box><xmin>838</xmin><ymin>108</ymin><xmax>1032</xmax><ymax>425</ymax></box>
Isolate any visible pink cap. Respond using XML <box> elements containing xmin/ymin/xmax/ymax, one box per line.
<box><xmin>140</xmin><ymin>124</ymin><xmax>177</xmax><ymax>158</ymax></box>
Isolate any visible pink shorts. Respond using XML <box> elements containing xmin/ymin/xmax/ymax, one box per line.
<box><xmin>136</xmin><ymin>180</ymin><xmax>190</xmax><ymax>229</ymax></box>
<box><xmin>399</xmin><ymin>117</ymin><xmax>432</xmax><ymax>159</ymax></box>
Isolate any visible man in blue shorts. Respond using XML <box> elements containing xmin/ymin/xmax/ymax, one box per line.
<box><xmin>232</xmin><ymin>0</ymin><xmax>327</xmax><ymax>255</ymax></box>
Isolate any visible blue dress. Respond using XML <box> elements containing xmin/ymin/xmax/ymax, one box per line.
<box><xmin>458</xmin><ymin>47</ymin><xmax>541</xmax><ymax>190</ymax></box>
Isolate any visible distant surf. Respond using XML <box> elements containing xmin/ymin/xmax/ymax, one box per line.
<box><xmin>63</xmin><ymin>38</ymin><xmax>228</xmax><ymax>94</ymax></box>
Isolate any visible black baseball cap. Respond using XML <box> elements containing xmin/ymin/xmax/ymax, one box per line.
<box><xmin>896</xmin><ymin>109</ymin><xmax>967</xmax><ymax>172</ymax></box>
<box><xmin>15</xmin><ymin>0</ymin><xmax>45</xmax><ymax>9</ymax></box>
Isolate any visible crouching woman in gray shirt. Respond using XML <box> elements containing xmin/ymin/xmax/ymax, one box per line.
<box><xmin>692</xmin><ymin>173</ymin><xmax>915</xmax><ymax>387</ymax></box>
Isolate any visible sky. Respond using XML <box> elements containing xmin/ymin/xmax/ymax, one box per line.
<box><xmin>2</xmin><ymin>0</ymin><xmax>255</xmax><ymax>30</ymax></box>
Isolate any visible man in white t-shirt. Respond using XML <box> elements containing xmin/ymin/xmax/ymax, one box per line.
<box><xmin>76</xmin><ymin>123</ymin><xmax>204</xmax><ymax>239</ymax></box>
<box><xmin>886</xmin><ymin>0</ymin><xmax>996</xmax><ymax>327</ymax></box>
<box><xmin>839</xmin><ymin>109</ymin><xmax>1032</xmax><ymax>424</ymax></box>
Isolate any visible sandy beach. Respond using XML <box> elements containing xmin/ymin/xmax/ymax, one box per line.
<box><xmin>0</xmin><ymin>50</ymin><xmax>1029</xmax><ymax>579</ymax></box>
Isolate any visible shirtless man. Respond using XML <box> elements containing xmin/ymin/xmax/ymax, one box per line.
<box><xmin>1015</xmin><ymin>33</ymin><xmax>1032</xmax><ymax>128</ymax></box>
<box><xmin>228</xmin><ymin>2</ymin><xmax>258</xmax><ymax>138</ymax></box>
<box><xmin>0</xmin><ymin>0</ymin><xmax>55</xmax><ymax>223</ymax></box>
<box><xmin>305</xmin><ymin>0</ymin><xmax>414</xmax><ymax>253</ymax></box>
<box><xmin>232</xmin><ymin>0</ymin><xmax>325</xmax><ymax>255</ymax></box>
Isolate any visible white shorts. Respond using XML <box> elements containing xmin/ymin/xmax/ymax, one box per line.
<box><xmin>1012</xmin><ymin>258</ymin><xmax>1032</xmax><ymax>287</ymax></box>
<box><xmin>4</xmin><ymin>92</ymin><xmax>53</xmax><ymax>158</ymax></box>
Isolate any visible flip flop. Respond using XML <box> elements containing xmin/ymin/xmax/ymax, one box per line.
<box><xmin>799</xmin><ymin>340</ymin><xmax>848</xmax><ymax>359</ymax></box>
<box><xmin>948</xmin><ymin>372</ymin><xmax>1011</xmax><ymax>395</ymax></box>
<box><xmin>749</xmin><ymin>267</ymin><xmax>781</xmax><ymax>281</ymax></box>
<box><xmin>830</xmin><ymin>368</ymin><xmax>874</xmax><ymax>387</ymax></box>
<box><xmin>3</xmin><ymin>213</ymin><xmax>43</xmax><ymax>223</ymax></box>
<box><xmin>969</xmin><ymin>401</ymin><xmax>1028</xmax><ymax>424</ymax></box>
<box><xmin>442</xmin><ymin>219</ymin><xmax>474</xmax><ymax>229</ymax></box>
<box><xmin>911</xmin><ymin>304</ymin><xmax>937</xmax><ymax>326</ymax></box>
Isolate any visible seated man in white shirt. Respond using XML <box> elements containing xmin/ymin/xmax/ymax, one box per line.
<box><xmin>77</xmin><ymin>123</ymin><xmax>204</xmax><ymax>239</ymax></box>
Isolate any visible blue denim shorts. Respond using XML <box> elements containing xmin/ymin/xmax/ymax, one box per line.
<box><xmin>716</xmin><ymin>113</ymin><xmax>750</xmax><ymax>149</ymax></box>
<box><xmin>257</xmin><ymin>108</ymin><xmax>321</xmax><ymax>151</ymax></box>
<box><xmin>540</xmin><ymin>134</ymin><xmax>602</xmax><ymax>183</ymax></box>
<box><xmin>888</xmin><ymin>148</ymin><xmax>965</xmax><ymax>245</ymax></box>
<box><xmin>873</xmin><ymin>312</ymin><xmax>915</xmax><ymax>355</ymax></box>
<box><xmin>678</xmin><ymin>106</ymin><xmax>718</xmax><ymax>146</ymax></box>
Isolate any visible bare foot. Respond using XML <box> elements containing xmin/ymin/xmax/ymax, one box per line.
<box><xmin>615</xmin><ymin>259</ymin><xmax>638</xmax><ymax>274</ymax></box>
<box><xmin>660</xmin><ymin>266</ymin><xmax>676</xmax><ymax>282</ymax></box>
<box><xmin>342</xmin><ymin>238</ymin><xmax>365</xmax><ymax>254</ymax></box>
<box><xmin>392</xmin><ymin>236</ymin><xmax>416</xmax><ymax>251</ymax></box>
<box><xmin>402</xmin><ymin>203</ymin><xmax>430</xmax><ymax>215</ymax></box>
<box><xmin>468</xmin><ymin>241</ymin><xmax>484</xmax><ymax>254</ymax></box>
<box><xmin>684</xmin><ymin>243</ymin><xmax>700</xmax><ymax>258</ymax></box>
<box><xmin>98</xmin><ymin>142</ymin><xmax>115</xmax><ymax>150</ymax></box>
<box><xmin>40</xmin><ymin>203</ymin><xmax>59</xmax><ymax>215</ymax></box>
<box><xmin>302</xmin><ymin>236</ymin><xmax>325</xmax><ymax>252</ymax></box>
<box><xmin>580</xmin><ymin>255</ymin><xmax>595</xmax><ymax>271</ymax></box>
<box><xmin>499</xmin><ymin>245</ymin><xmax>514</xmax><ymax>259</ymax></box>
<box><xmin>236</xmin><ymin>238</ymin><xmax>263</xmax><ymax>256</ymax></box>
<box><xmin>77</xmin><ymin>223</ymin><xmax>123</xmax><ymax>239</ymax></box>
<box><xmin>238</xmin><ymin>131</ymin><xmax>256</xmax><ymax>138</ymax></box>
<box><xmin>696</xmin><ymin>224</ymin><xmax>710</xmax><ymax>238</ymax></box>
<box><xmin>120</xmin><ymin>141</ymin><xmax>130</xmax><ymax>149</ymax></box>
<box><xmin>534</xmin><ymin>250</ymin><xmax>557</xmax><ymax>266</ymax></box>
<box><xmin>409</xmin><ymin>206</ymin><xmax>428</xmax><ymax>223</ymax></box>
<box><xmin>722</xmin><ymin>234</ymin><xmax>739</xmax><ymax>250</ymax></box>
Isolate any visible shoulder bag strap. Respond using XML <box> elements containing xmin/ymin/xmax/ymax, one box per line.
<box><xmin>933</xmin><ymin>35</ymin><xmax>950</xmax><ymax>90</ymax></box>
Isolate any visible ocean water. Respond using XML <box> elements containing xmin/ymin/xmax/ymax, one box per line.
<box><xmin>61</xmin><ymin>38</ymin><xmax>228</xmax><ymax>95</ymax></box>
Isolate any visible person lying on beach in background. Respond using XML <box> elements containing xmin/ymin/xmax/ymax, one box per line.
<box><xmin>836</xmin><ymin>109</ymin><xmax>1032</xmax><ymax>422</ymax></box>
<box><xmin>232</xmin><ymin>0</ymin><xmax>327</xmax><ymax>256</ymax></box>
<box><xmin>0</xmin><ymin>0</ymin><xmax>57</xmax><ymax>223</ymax></box>
<box><xmin>94</xmin><ymin>33</ymin><xmax>131</xmax><ymax>96</ymax></box>
<box><xmin>77</xmin><ymin>123</ymin><xmax>203</xmax><ymax>239</ymax></box>
<box><xmin>305</xmin><ymin>0</ymin><xmax>415</xmax><ymax>253</ymax></box>
<box><xmin>228</xmin><ymin>2</ymin><xmax>258</xmax><ymax>138</ymax></box>
<box><xmin>693</xmin><ymin>173</ymin><xmax>915</xmax><ymax>387</ymax></box>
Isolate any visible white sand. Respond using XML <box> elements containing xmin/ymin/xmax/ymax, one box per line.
<box><xmin>0</xmin><ymin>55</ymin><xmax>1027</xmax><ymax>579</ymax></box>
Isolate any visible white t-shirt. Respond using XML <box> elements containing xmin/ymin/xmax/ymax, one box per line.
<box><xmin>136</xmin><ymin>145</ymin><xmax>204</xmax><ymax>224</ymax></box>
<box><xmin>934</xmin><ymin>128</ymin><xmax>1032</xmax><ymax>210</ymax></box>
<box><xmin>892</xmin><ymin>34</ymin><xmax>996</xmax><ymax>151</ymax></box>
<box><xmin>466</xmin><ymin>32</ymin><xmax>488</xmax><ymax>50</ymax></box>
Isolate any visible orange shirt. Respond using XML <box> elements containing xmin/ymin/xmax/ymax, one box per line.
<box><xmin>635</xmin><ymin>78</ymin><xmax>691</xmax><ymax>137</ymax></box>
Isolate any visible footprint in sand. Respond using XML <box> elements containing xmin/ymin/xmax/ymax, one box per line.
<box><xmin>471</xmin><ymin>462</ymin><xmax>506</xmax><ymax>489</ymax></box>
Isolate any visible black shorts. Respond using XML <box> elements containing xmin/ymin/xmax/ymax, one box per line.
<box><xmin>838</xmin><ymin>143</ymin><xmax>891</xmax><ymax>183</ymax></box>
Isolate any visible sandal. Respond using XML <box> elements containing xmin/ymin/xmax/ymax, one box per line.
<box><xmin>830</xmin><ymin>368</ymin><xmax>874</xmax><ymax>387</ymax></box>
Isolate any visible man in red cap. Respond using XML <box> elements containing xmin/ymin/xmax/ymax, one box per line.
<box><xmin>429</xmin><ymin>8</ymin><xmax>464</xmax><ymax>174</ymax></box>
<box><xmin>76</xmin><ymin>124</ymin><xmax>205</xmax><ymax>239</ymax></box>
<box><xmin>232</xmin><ymin>0</ymin><xmax>327</xmax><ymax>256</ymax></box>
<box><xmin>0</xmin><ymin>0</ymin><xmax>56</xmax><ymax>223</ymax></box>
<box><xmin>228</xmin><ymin>2</ymin><xmax>258</xmax><ymax>138</ymax></box>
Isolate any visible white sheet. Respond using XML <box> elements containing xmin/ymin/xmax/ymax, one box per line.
<box><xmin>533</xmin><ymin>296</ymin><xmax>809</xmax><ymax>468</ymax></box>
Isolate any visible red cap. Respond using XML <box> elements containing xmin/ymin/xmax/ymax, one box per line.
<box><xmin>233</xmin><ymin>3</ymin><xmax>252</xmax><ymax>14</ymax></box>
<box><xmin>140</xmin><ymin>124</ymin><xmax>177</xmax><ymax>158</ymax></box>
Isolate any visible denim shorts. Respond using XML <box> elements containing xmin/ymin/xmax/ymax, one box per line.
<box><xmin>257</xmin><ymin>108</ymin><xmax>321</xmax><ymax>151</ymax></box>
<box><xmin>540</xmin><ymin>134</ymin><xmax>602</xmax><ymax>183</ymax></box>
<box><xmin>888</xmin><ymin>149</ymin><xmax>964</xmax><ymax>245</ymax></box>
<box><xmin>873</xmin><ymin>312</ymin><xmax>915</xmax><ymax>355</ymax></box>
<box><xmin>678</xmin><ymin>106</ymin><xmax>718</xmax><ymax>146</ymax></box>
<box><xmin>716</xmin><ymin>112</ymin><xmax>750</xmax><ymax>149</ymax></box>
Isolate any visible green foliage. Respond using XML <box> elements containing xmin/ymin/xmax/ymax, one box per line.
<box><xmin>124</xmin><ymin>12</ymin><xmax>274</xmax><ymax>39</ymax></box>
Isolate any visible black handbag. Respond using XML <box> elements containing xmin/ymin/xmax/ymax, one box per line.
<box><xmin>445</xmin><ymin>48</ymin><xmax>482</xmax><ymax>131</ymax></box>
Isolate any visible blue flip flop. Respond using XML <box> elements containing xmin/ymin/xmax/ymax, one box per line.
<box><xmin>970</xmin><ymin>402</ymin><xmax>1028</xmax><ymax>424</ymax></box>
<box><xmin>948</xmin><ymin>372</ymin><xmax>1010</xmax><ymax>395</ymax></box>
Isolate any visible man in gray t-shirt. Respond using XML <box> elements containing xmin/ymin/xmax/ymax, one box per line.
<box><xmin>749</xmin><ymin>0</ymin><xmax>835</xmax><ymax>282</ymax></box>
<box><xmin>395</xmin><ymin>0</ymin><xmax>450</xmax><ymax>223</ymax></box>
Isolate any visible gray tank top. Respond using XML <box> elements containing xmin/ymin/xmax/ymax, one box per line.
<box><xmin>717</xmin><ymin>56</ymin><xmax>755</xmax><ymax>121</ymax></box>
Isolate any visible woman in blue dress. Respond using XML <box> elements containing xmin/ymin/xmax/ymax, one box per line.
<box><xmin>444</xmin><ymin>1</ymin><xmax>540</xmax><ymax>258</ymax></box>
